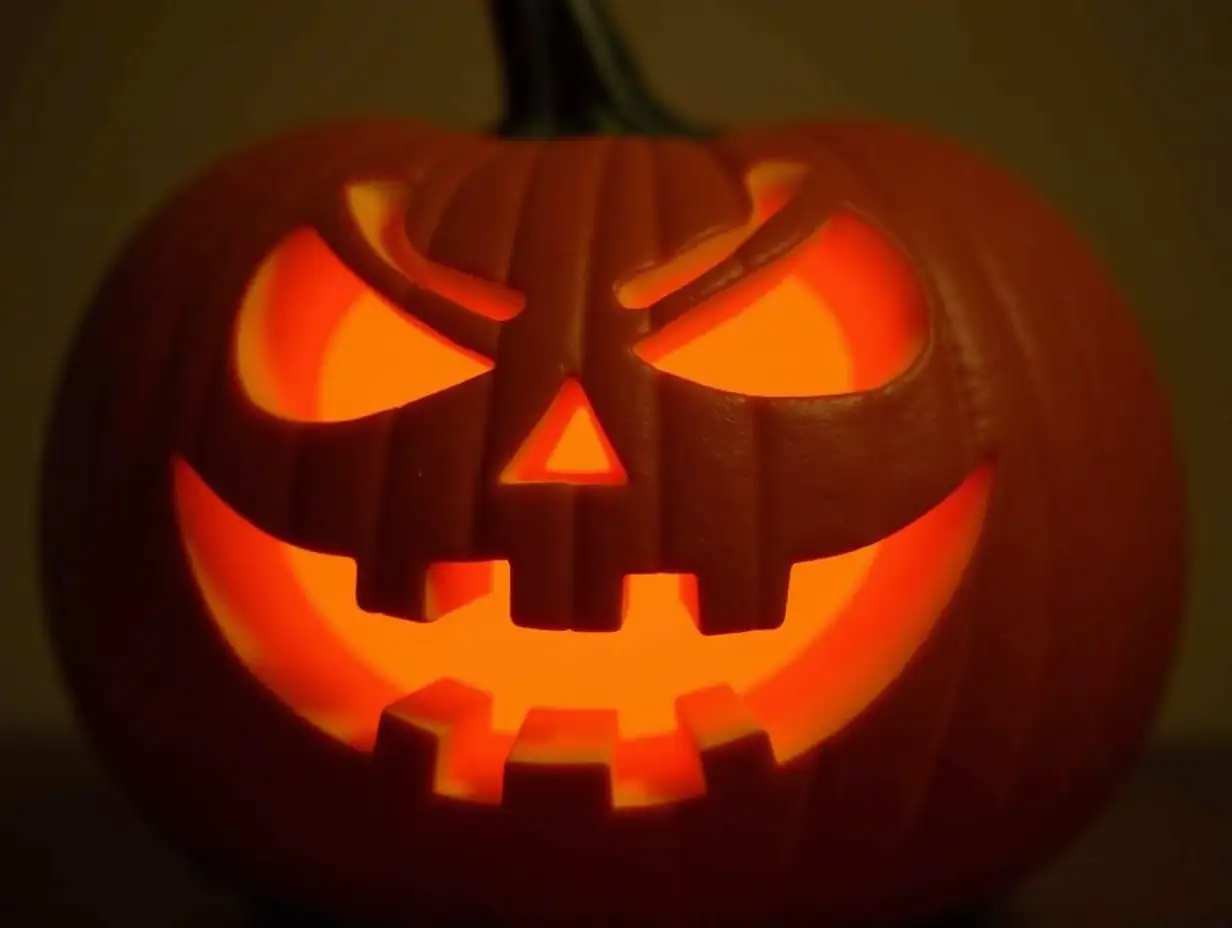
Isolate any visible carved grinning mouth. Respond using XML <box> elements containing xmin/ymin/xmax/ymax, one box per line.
<box><xmin>175</xmin><ymin>456</ymin><xmax>990</xmax><ymax>809</ymax></box>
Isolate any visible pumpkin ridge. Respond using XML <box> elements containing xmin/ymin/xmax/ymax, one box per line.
<box><xmin>649</xmin><ymin>138</ymin><xmax>751</xmax><ymax>264</ymax></box>
<box><xmin>94</xmin><ymin>173</ymin><xmax>249</xmax><ymax>488</ymax></box>
<box><xmin>948</xmin><ymin>139</ymin><xmax>1162</xmax><ymax>849</ymax></box>
<box><xmin>1024</xmin><ymin>193</ymin><xmax>1164</xmax><ymax>785</ymax></box>
<box><xmin>570</xmin><ymin>139</ymin><xmax>620</xmax><ymax>624</ymax></box>
<box><xmin>120</xmin><ymin>146</ymin><xmax>307</xmax><ymax>476</ymax></box>
<box><xmin>964</xmin><ymin>134</ymin><xmax>1164</xmax><ymax>879</ymax></box>
<box><xmin>840</xmin><ymin>126</ymin><xmax>1062</xmax><ymax>886</ymax></box>
<box><xmin>941</xmin><ymin>170</ymin><xmax>1075</xmax><ymax>832</ymax></box>
<box><xmin>404</xmin><ymin>137</ymin><xmax>504</xmax><ymax>252</ymax></box>
<box><xmin>855</xmin><ymin>130</ymin><xmax>1031</xmax><ymax>871</ymax></box>
<box><xmin>491</xmin><ymin>141</ymin><xmax>551</xmax><ymax>287</ymax></box>
<box><xmin>947</xmin><ymin>163</ymin><xmax>1073</xmax><ymax>828</ymax></box>
<box><xmin>578</xmin><ymin>138</ymin><xmax>617</xmax><ymax>375</ymax></box>
<box><xmin>418</xmin><ymin>144</ymin><xmax>549</xmax><ymax>594</ymax></box>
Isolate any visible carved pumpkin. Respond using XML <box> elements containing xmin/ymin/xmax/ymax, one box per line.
<box><xmin>41</xmin><ymin>1</ymin><xmax>1184</xmax><ymax>924</ymax></box>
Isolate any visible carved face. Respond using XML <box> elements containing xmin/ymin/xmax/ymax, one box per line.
<box><xmin>171</xmin><ymin>145</ymin><xmax>990</xmax><ymax>808</ymax></box>
<box><xmin>42</xmin><ymin>124</ymin><xmax>1182</xmax><ymax>923</ymax></box>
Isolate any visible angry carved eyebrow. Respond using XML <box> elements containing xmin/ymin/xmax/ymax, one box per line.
<box><xmin>616</xmin><ymin>161</ymin><xmax>810</xmax><ymax>312</ymax></box>
<box><xmin>346</xmin><ymin>180</ymin><xmax>526</xmax><ymax>323</ymax></box>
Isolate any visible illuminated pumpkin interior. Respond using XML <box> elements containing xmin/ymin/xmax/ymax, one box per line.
<box><xmin>179</xmin><ymin>460</ymin><xmax>989</xmax><ymax>807</ymax></box>
<box><xmin>622</xmin><ymin>163</ymin><xmax>927</xmax><ymax>397</ymax></box>
<box><xmin>191</xmin><ymin>162</ymin><xmax>989</xmax><ymax>809</ymax></box>
<box><xmin>500</xmin><ymin>378</ymin><xmax>628</xmax><ymax>485</ymax></box>
<box><xmin>236</xmin><ymin>181</ymin><xmax>526</xmax><ymax>424</ymax></box>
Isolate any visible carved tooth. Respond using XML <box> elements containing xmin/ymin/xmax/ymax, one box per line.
<box><xmin>609</xmin><ymin>729</ymin><xmax>707</xmax><ymax>809</ymax></box>
<box><xmin>502</xmin><ymin>708</ymin><xmax>618</xmax><ymax>819</ymax></box>
<box><xmin>355</xmin><ymin>555</ymin><xmax>427</xmax><ymax>621</ymax></box>
<box><xmin>501</xmin><ymin>493</ymin><xmax>574</xmax><ymax>630</ymax></box>
<box><xmin>674</xmin><ymin>684</ymin><xmax>777</xmax><ymax>795</ymax></box>
<box><xmin>508</xmin><ymin>551</ymin><xmax>573</xmax><ymax>630</ymax></box>
<box><xmin>374</xmin><ymin>679</ymin><xmax>499</xmax><ymax>804</ymax></box>
<box><xmin>567</xmin><ymin>567</ymin><xmax>625</xmax><ymax>632</ymax></box>
<box><xmin>694</xmin><ymin>560</ymin><xmax>791</xmax><ymax>635</ymax></box>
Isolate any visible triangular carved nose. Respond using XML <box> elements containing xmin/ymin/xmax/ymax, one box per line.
<box><xmin>500</xmin><ymin>378</ymin><xmax>627</xmax><ymax>485</ymax></box>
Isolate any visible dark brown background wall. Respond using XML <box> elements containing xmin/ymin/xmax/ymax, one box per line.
<box><xmin>1</xmin><ymin>0</ymin><xmax>1228</xmax><ymax>746</ymax></box>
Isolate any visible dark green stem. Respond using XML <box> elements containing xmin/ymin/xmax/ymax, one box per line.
<box><xmin>487</xmin><ymin>0</ymin><xmax>711</xmax><ymax>138</ymax></box>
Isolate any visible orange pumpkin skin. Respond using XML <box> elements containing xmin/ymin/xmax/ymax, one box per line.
<box><xmin>41</xmin><ymin>118</ymin><xmax>1184</xmax><ymax>924</ymax></box>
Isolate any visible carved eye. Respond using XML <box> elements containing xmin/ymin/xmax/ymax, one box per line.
<box><xmin>630</xmin><ymin>211</ymin><xmax>928</xmax><ymax>398</ymax></box>
<box><xmin>234</xmin><ymin>180</ymin><xmax>529</xmax><ymax>424</ymax></box>
<box><xmin>235</xmin><ymin>229</ymin><xmax>493</xmax><ymax>423</ymax></box>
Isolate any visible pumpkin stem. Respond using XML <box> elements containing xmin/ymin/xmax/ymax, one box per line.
<box><xmin>488</xmin><ymin>0</ymin><xmax>711</xmax><ymax>138</ymax></box>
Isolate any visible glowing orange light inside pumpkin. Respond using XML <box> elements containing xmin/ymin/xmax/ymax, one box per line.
<box><xmin>236</xmin><ymin>227</ymin><xmax>501</xmax><ymax>424</ymax></box>
<box><xmin>501</xmin><ymin>378</ymin><xmax>627</xmax><ymax>485</ymax></box>
<box><xmin>199</xmin><ymin>161</ymin><xmax>990</xmax><ymax>809</ymax></box>
<box><xmin>633</xmin><ymin>212</ymin><xmax>927</xmax><ymax>396</ymax></box>
<box><xmin>424</xmin><ymin>561</ymin><xmax>494</xmax><ymax>622</ymax></box>
<box><xmin>176</xmin><ymin>457</ymin><xmax>988</xmax><ymax>807</ymax></box>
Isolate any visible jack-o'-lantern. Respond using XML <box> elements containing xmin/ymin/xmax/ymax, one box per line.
<box><xmin>41</xmin><ymin>1</ymin><xmax>1185</xmax><ymax>924</ymax></box>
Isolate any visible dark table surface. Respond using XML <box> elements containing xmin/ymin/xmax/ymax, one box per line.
<box><xmin>2</xmin><ymin>732</ymin><xmax>1229</xmax><ymax>926</ymax></box>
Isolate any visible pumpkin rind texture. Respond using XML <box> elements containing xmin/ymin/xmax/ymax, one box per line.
<box><xmin>41</xmin><ymin>118</ymin><xmax>1185</xmax><ymax>924</ymax></box>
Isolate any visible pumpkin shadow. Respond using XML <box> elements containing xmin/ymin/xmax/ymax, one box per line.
<box><xmin>9</xmin><ymin>730</ymin><xmax>1231</xmax><ymax>925</ymax></box>
<box><xmin>244</xmin><ymin>896</ymin><xmax>1017</xmax><ymax>927</ymax></box>
<box><xmin>0</xmin><ymin>729</ymin><xmax>1015</xmax><ymax>927</ymax></box>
